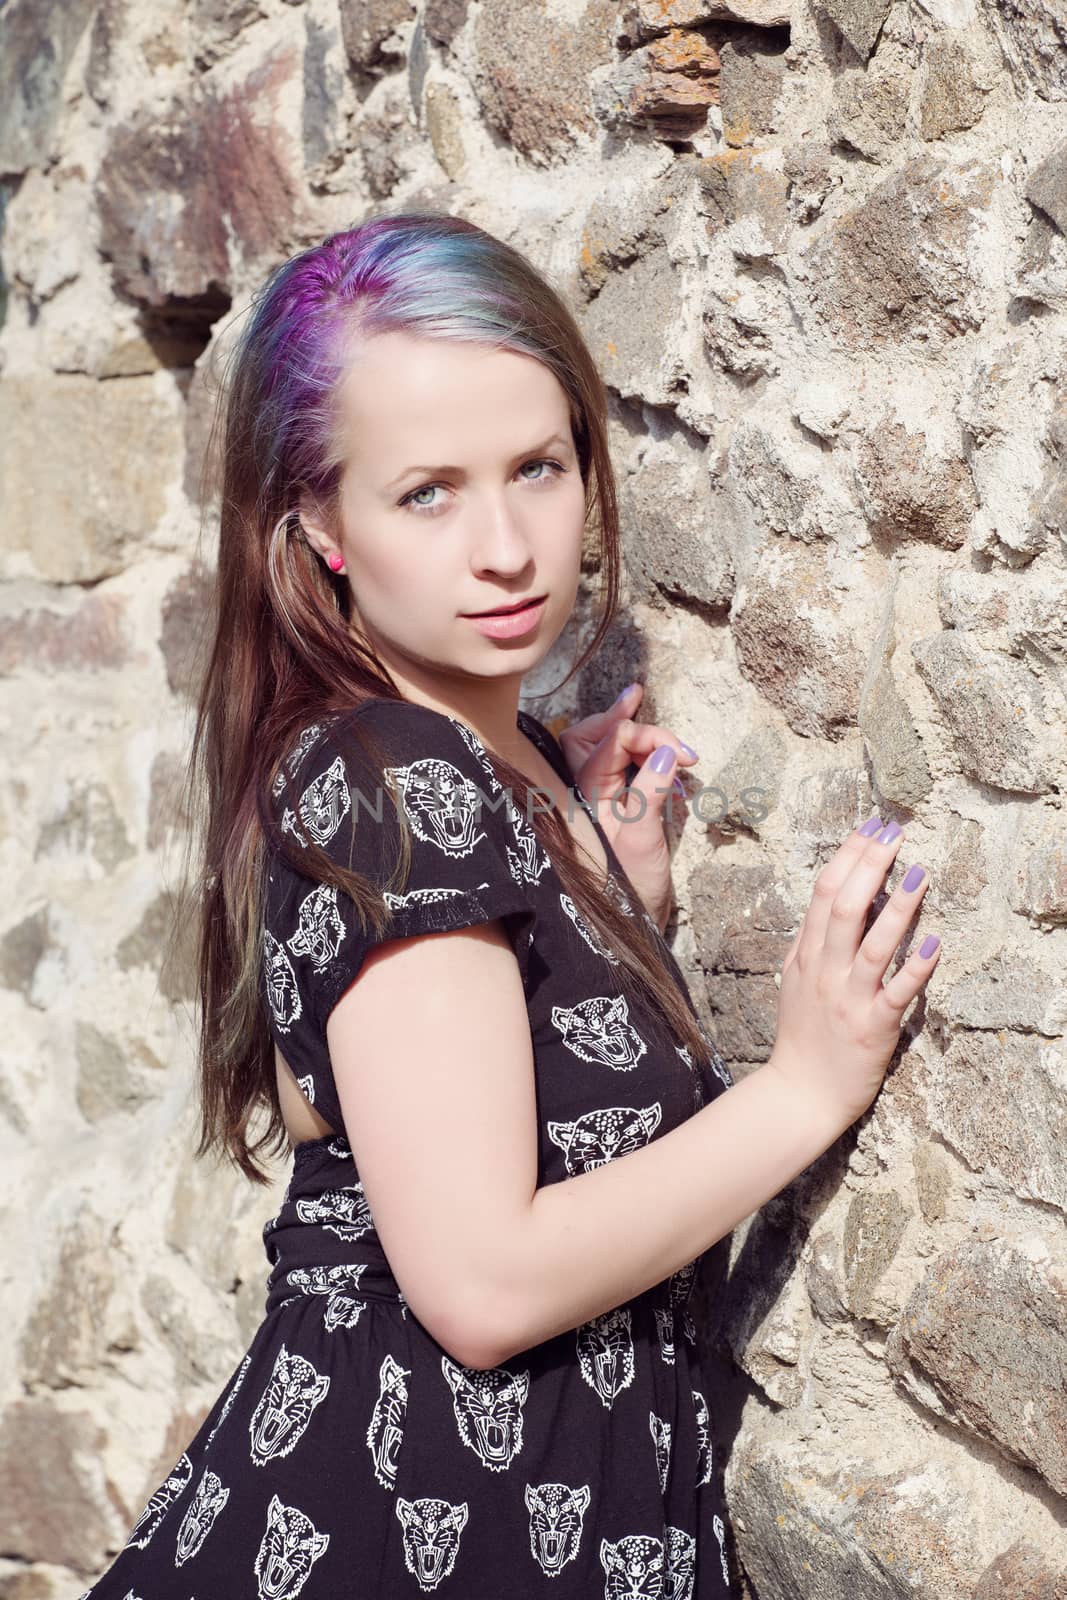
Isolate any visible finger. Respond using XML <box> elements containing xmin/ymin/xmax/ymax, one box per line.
<box><xmin>811</xmin><ymin>822</ymin><xmax>904</xmax><ymax>963</ymax></box>
<box><xmin>876</xmin><ymin>930</ymin><xmax>942</xmax><ymax>1016</ymax></box>
<box><xmin>580</xmin><ymin>720</ymin><xmax>698</xmax><ymax>809</ymax></box>
<box><xmin>850</xmin><ymin>862</ymin><xmax>933</xmax><ymax>998</ymax></box>
<box><xmin>610</xmin><ymin>742</ymin><xmax>683</xmax><ymax>831</ymax></box>
<box><xmin>559</xmin><ymin>684</ymin><xmax>646</xmax><ymax>760</ymax></box>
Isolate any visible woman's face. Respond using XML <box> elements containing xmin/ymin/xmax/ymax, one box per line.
<box><xmin>314</xmin><ymin>329</ymin><xmax>588</xmax><ymax>694</ymax></box>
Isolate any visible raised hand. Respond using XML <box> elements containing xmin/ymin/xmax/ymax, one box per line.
<box><xmin>557</xmin><ymin>683</ymin><xmax>699</xmax><ymax>933</ymax></box>
<box><xmin>769</xmin><ymin>816</ymin><xmax>941</xmax><ymax>1127</ymax></box>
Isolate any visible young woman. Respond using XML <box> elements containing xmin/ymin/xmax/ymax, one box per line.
<box><xmin>80</xmin><ymin>210</ymin><xmax>940</xmax><ymax>1597</ymax></box>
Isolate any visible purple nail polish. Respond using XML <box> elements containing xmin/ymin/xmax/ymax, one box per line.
<box><xmin>877</xmin><ymin>821</ymin><xmax>902</xmax><ymax>844</ymax></box>
<box><xmin>858</xmin><ymin>815</ymin><xmax>883</xmax><ymax>837</ymax></box>
<box><xmin>679</xmin><ymin>741</ymin><xmax>698</xmax><ymax>758</ymax></box>
<box><xmin>901</xmin><ymin>864</ymin><xmax>926</xmax><ymax>892</ymax></box>
<box><xmin>919</xmin><ymin>934</ymin><xmax>940</xmax><ymax>958</ymax></box>
<box><xmin>650</xmin><ymin>745</ymin><xmax>675</xmax><ymax>774</ymax></box>
<box><xmin>673</xmin><ymin>775</ymin><xmax>686</xmax><ymax>795</ymax></box>
<box><xmin>614</xmin><ymin>682</ymin><xmax>637</xmax><ymax>703</ymax></box>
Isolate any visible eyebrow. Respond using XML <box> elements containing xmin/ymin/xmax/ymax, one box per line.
<box><xmin>383</xmin><ymin>432</ymin><xmax>572</xmax><ymax>493</ymax></box>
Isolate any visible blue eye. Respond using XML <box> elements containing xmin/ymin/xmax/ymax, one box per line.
<box><xmin>399</xmin><ymin>459</ymin><xmax>566</xmax><ymax>517</ymax></box>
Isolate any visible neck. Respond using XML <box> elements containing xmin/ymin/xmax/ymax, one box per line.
<box><xmin>379</xmin><ymin>663</ymin><xmax>529</xmax><ymax>763</ymax></box>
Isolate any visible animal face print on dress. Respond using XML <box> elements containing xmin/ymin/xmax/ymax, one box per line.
<box><xmin>272</xmin><ymin>723</ymin><xmax>327</xmax><ymax>798</ymax></box>
<box><xmin>713</xmin><ymin>1515</ymin><xmax>730</xmax><ymax>1587</ymax></box>
<box><xmin>124</xmin><ymin>1450</ymin><xmax>193</xmax><ymax>1548</ymax></box>
<box><xmin>285</xmin><ymin>1262</ymin><xmax>369</xmax><ymax>1330</ymax></box>
<box><xmin>387</xmin><ymin>755</ymin><xmax>489</xmax><ymax>857</ymax></box>
<box><xmin>649</xmin><ymin>1412</ymin><xmax>672</xmax><ymax>1494</ymax></box>
<box><xmin>576</xmin><ymin>1308</ymin><xmax>635</xmax><ymax>1407</ymax></box>
<box><xmin>600</xmin><ymin>1532</ymin><xmax>664</xmax><ymax>1598</ymax></box>
<box><xmin>550</xmin><ymin>995</ymin><xmax>649</xmax><ymax>1071</ymax></box>
<box><xmin>668</xmin><ymin>1258</ymin><xmax>697</xmax><ymax>1310</ymax></box>
<box><xmin>548</xmin><ymin>1103</ymin><xmax>663</xmax><ymax>1176</ymax></box>
<box><xmin>560</xmin><ymin>893</ymin><xmax>620</xmax><ymax>965</ymax></box>
<box><xmin>524</xmin><ymin>1482</ymin><xmax>591</xmax><ymax>1577</ymax></box>
<box><xmin>206</xmin><ymin>1353</ymin><xmax>251</xmax><ymax>1446</ymax></box>
<box><xmin>692</xmin><ymin>1390</ymin><xmax>713</xmax><ymax>1486</ymax></box>
<box><xmin>664</xmin><ymin>1524</ymin><xmax>697</xmax><ymax>1600</ymax></box>
<box><xmin>174</xmin><ymin>1467</ymin><xmax>229</xmax><ymax>1566</ymax></box>
<box><xmin>287</xmin><ymin>883</ymin><xmax>346</xmax><ymax>973</ymax></box>
<box><xmin>282</xmin><ymin>753</ymin><xmax>352</xmax><ymax>849</ymax></box>
<box><xmin>248</xmin><ymin>1344</ymin><xmax>330</xmax><ymax>1465</ymax></box>
<box><xmin>295</xmin><ymin>1184</ymin><xmax>374</xmax><ymax>1241</ymax></box>
<box><xmin>395</xmin><ymin>1495</ymin><xmax>469</xmax><ymax>1593</ymax></box>
<box><xmin>254</xmin><ymin>1494</ymin><xmax>329</xmax><ymax>1599</ymax></box>
<box><xmin>503</xmin><ymin>792</ymin><xmax>551</xmax><ymax>886</ymax></box>
<box><xmin>654</xmin><ymin>1308</ymin><xmax>675</xmax><ymax>1366</ymax></box>
<box><xmin>367</xmin><ymin>1353</ymin><xmax>411</xmax><ymax>1491</ymax></box>
<box><xmin>440</xmin><ymin>1355</ymin><xmax>531</xmax><ymax>1471</ymax></box>
<box><xmin>263</xmin><ymin>931</ymin><xmax>302</xmax><ymax>1036</ymax></box>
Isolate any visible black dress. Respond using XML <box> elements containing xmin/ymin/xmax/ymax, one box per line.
<box><xmin>80</xmin><ymin>698</ymin><xmax>740</xmax><ymax>1599</ymax></box>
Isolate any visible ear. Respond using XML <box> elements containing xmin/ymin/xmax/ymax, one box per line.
<box><xmin>297</xmin><ymin>489</ymin><xmax>338</xmax><ymax>565</ymax></box>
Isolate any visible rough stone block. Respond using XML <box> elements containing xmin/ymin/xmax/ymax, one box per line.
<box><xmin>0</xmin><ymin>377</ymin><xmax>183</xmax><ymax>584</ymax></box>
<box><xmin>923</xmin><ymin>1031</ymin><xmax>1067</xmax><ymax>1211</ymax></box>
<box><xmin>910</xmin><ymin>632</ymin><xmax>1059</xmax><ymax>796</ymax></box>
<box><xmin>886</xmin><ymin>1235</ymin><xmax>1067</xmax><ymax>1496</ymax></box>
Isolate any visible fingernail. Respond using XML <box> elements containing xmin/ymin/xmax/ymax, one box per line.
<box><xmin>877</xmin><ymin>821</ymin><xmax>902</xmax><ymax>844</ymax></box>
<box><xmin>919</xmin><ymin>934</ymin><xmax>941</xmax><ymax>958</ymax></box>
<box><xmin>679</xmin><ymin>741</ymin><xmax>698</xmax><ymax>758</ymax></box>
<box><xmin>614</xmin><ymin>682</ymin><xmax>638</xmax><ymax>703</ymax></box>
<box><xmin>858</xmin><ymin>815</ymin><xmax>883</xmax><ymax>837</ymax></box>
<box><xmin>673</xmin><ymin>775</ymin><xmax>686</xmax><ymax>795</ymax></box>
<box><xmin>650</xmin><ymin>744</ymin><xmax>675</xmax><ymax>773</ymax></box>
<box><xmin>901</xmin><ymin>864</ymin><xmax>926</xmax><ymax>892</ymax></box>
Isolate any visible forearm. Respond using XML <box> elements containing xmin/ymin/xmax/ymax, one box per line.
<box><xmin>487</xmin><ymin>1050</ymin><xmax>851</xmax><ymax>1364</ymax></box>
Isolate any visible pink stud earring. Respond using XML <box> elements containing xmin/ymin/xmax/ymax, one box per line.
<box><xmin>327</xmin><ymin>552</ymin><xmax>345</xmax><ymax>572</ymax></box>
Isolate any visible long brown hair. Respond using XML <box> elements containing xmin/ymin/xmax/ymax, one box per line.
<box><xmin>166</xmin><ymin>208</ymin><xmax>712</xmax><ymax>1185</ymax></box>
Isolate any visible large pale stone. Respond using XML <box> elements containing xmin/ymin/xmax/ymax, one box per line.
<box><xmin>803</xmin><ymin>156</ymin><xmax>992</xmax><ymax>350</ymax></box>
<box><xmin>910</xmin><ymin>632</ymin><xmax>1059</xmax><ymax>795</ymax></box>
<box><xmin>95</xmin><ymin>43</ymin><xmax>303</xmax><ymax>306</ymax></box>
<box><xmin>938</xmin><ymin>947</ymin><xmax>1067</xmax><ymax>1036</ymax></box>
<box><xmin>0</xmin><ymin>377</ymin><xmax>183</xmax><ymax>584</ymax></box>
<box><xmin>731</xmin><ymin>546</ymin><xmax>869</xmax><ymax>739</ymax></box>
<box><xmin>919</xmin><ymin>36</ymin><xmax>991</xmax><ymax>140</ymax></box>
<box><xmin>855</xmin><ymin>416</ymin><xmax>977</xmax><ymax>549</ymax></box>
<box><xmin>718</xmin><ymin>34</ymin><xmax>787</xmax><ymax>147</ymax></box>
<box><xmin>994</xmin><ymin>0</ymin><xmax>1067</xmax><ymax>101</ymax></box>
<box><xmin>886</xmin><ymin>1236</ymin><xmax>1067</xmax><ymax>1495</ymax></box>
<box><xmin>0</xmin><ymin>0</ymin><xmax>97</xmax><ymax>174</ymax></box>
<box><xmin>922</xmin><ymin>1032</ymin><xmax>1067</xmax><ymax>1212</ymax></box>
<box><xmin>473</xmin><ymin>0</ymin><xmax>616</xmax><ymax>160</ymax></box>
<box><xmin>0</xmin><ymin>1400</ymin><xmax>123</xmax><ymax>1571</ymax></box>
<box><xmin>617</xmin><ymin>440</ymin><xmax>734</xmax><ymax>613</ymax></box>
<box><xmin>338</xmin><ymin>0</ymin><xmax>416</xmax><ymax>77</ymax></box>
<box><xmin>858</xmin><ymin>584</ymin><xmax>933</xmax><ymax>810</ymax></box>
<box><xmin>727</xmin><ymin>1431</ymin><xmax>995</xmax><ymax>1597</ymax></box>
<box><xmin>842</xmin><ymin>1188</ymin><xmax>912</xmax><ymax>1319</ymax></box>
<box><xmin>818</xmin><ymin>0</ymin><xmax>892</xmax><ymax>60</ymax></box>
<box><xmin>0</xmin><ymin>590</ymin><xmax>131</xmax><ymax>674</ymax></box>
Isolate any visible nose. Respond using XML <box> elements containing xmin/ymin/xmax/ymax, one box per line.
<box><xmin>468</xmin><ymin>490</ymin><xmax>537</xmax><ymax>579</ymax></box>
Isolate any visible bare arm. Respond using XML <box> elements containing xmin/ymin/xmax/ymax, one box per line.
<box><xmin>491</xmin><ymin>1052</ymin><xmax>847</xmax><ymax>1360</ymax></box>
<box><xmin>329</xmin><ymin>820</ymin><xmax>939</xmax><ymax>1371</ymax></box>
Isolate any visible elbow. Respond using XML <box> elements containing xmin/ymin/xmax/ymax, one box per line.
<box><xmin>427</xmin><ymin>1283</ymin><xmax>523</xmax><ymax>1373</ymax></box>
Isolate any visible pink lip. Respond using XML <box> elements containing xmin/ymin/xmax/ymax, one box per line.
<box><xmin>461</xmin><ymin>595</ymin><xmax>548</xmax><ymax>639</ymax></box>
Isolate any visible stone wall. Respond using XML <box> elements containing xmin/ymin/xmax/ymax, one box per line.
<box><xmin>1</xmin><ymin>0</ymin><xmax>1065</xmax><ymax>1593</ymax></box>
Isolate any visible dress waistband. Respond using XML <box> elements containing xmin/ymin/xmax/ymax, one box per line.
<box><xmin>262</xmin><ymin>1133</ymin><xmax>409</xmax><ymax>1319</ymax></box>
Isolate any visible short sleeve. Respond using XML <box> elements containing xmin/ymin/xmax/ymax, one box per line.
<box><xmin>260</xmin><ymin>700</ymin><xmax>537</xmax><ymax>1112</ymax></box>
